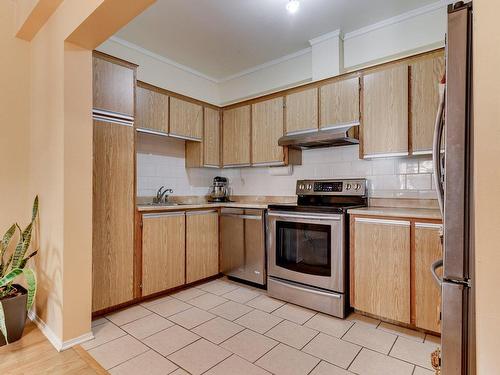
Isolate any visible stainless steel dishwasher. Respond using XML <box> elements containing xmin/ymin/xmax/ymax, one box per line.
<box><xmin>220</xmin><ymin>208</ymin><xmax>266</xmax><ymax>286</ymax></box>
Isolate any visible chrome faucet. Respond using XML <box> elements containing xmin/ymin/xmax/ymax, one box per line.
<box><xmin>154</xmin><ymin>186</ymin><xmax>174</xmax><ymax>204</ymax></box>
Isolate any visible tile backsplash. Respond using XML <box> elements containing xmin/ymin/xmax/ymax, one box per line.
<box><xmin>136</xmin><ymin>136</ymin><xmax>436</xmax><ymax>200</ymax></box>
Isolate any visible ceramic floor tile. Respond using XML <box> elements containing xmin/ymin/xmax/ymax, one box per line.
<box><xmin>343</xmin><ymin>323</ymin><xmax>397</xmax><ymax>354</ymax></box>
<box><xmin>82</xmin><ymin>321</ymin><xmax>126</xmax><ymax>350</ymax></box>
<box><xmin>91</xmin><ymin>317</ymin><xmax>108</xmax><ymax>327</ymax></box>
<box><xmin>143</xmin><ymin>325</ymin><xmax>199</xmax><ymax>356</ymax></box>
<box><xmin>209</xmin><ymin>300</ymin><xmax>253</xmax><ymax>321</ymax></box>
<box><xmin>199</xmin><ymin>280</ymin><xmax>241</xmax><ymax>296</ymax></box>
<box><xmin>171</xmin><ymin>287</ymin><xmax>206</xmax><ymax>301</ymax></box>
<box><xmin>390</xmin><ymin>336</ymin><xmax>438</xmax><ymax>369</ymax></box>
<box><xmin>234</xmin><ymin>309</ymin><xmax>283</xmax><ymax>334</ymax></box>
<box><xmin>220</xmin><ymin>329</ymin><xmax>278</xmax><ymax>362</ymax></box>
<box><xmin>346</xmin><ymin>313</ymin><xmax>380</xmax><ymax>328</ymax></box>
<box><xmin>108</xmin><ymin>350</ymin><xmax>177</xmax><ymax>375</ymax></box>
<box><xmin>106</xmin><ymin>305</ymin><xmax>152</xmax><ymax>326</ymax></box>
<box><xmin>265</xmin><ymin>319</ymin><xmax>318</xmax><ymax>349</ymax></box>
<box><xmin>205</xmin><ymin>354</ymin><xmax>271</xmax><ymax>375</ymax></box>
<box><xmin>349</xmin><ymin>348</ymin><xmax>414</xmax><ymax>375</ymax></box>
<box><xmin>188</xmin><ymin>293</ymin><xmax>228</xmax><ymax>310</ymax></box>
<box><xmin>192</xmin><ymin>317</ymin><xmax>244</xmax><ymax>344</ymax></box>
<box><xmin>413</xmin><ymin>367</ymin><xmax>434</xmax><ymax>375</ymax></box>
<box><xmin>168</xmin><ymin>307</ymin><xmax>216</xmax><ymax>329</ymax></box>
<box><xmin>272</xmin><ymin>303</ymin><xmax>316</xmax><ymax>325</ymax></box>
<box><xmin>255</xmin><ymin>343</ymin><xmax>320</xmax><ymax>375</ymax></box>
<box><xmin>146</xmin><ymin>298</ymin><xmax>192</xmax><ymax>317</ymax></box>
<box><xmin>170</xmin><ymin>369</ymin><xmax>190</xmax><ymax>375</ymax></box>
<box><xmin>88</xmin><ymin>335</ymin><xmax>148</xmax><ymax>370</ymax></box>
<box><xmin>310</xmin><ymin>361</ymin><xmax>354</xmax><ymax>375</ymax></box>
<box><xmin>377</xmin><ymin>322</ymin><xmax>425</xmax><ymax>342</ymax></box>
<box><xmin>140</xmin><ymin>295</ymin><xmax>174</xmax><ymax>309</ymax></box>
<box><xmin>302</xmin><ymin>333</ymin><xmax>361</xmax><ymax>369</ymax></box>
<box><xmin>121</xmin><ymin>313</ymin><xmax>174</xmax><ymax>340</ymax></box>
<box><xmin>223</xmin><ymin>287</ymin><xmax>261</xmax><ymax>303</ymax></box>
<box><xmin>246</xmin><ymin>294</ymin><xmax>285</xmax><ymax>313</ymax></box>
<box><xmin>168</xmin><ymin>338</ymin><xmax>231</xmax><ymax>375</ymax></box>
<box><xmin>305</xmin><ymin>313</ymin><xmax>354</xmax><ymax>338</ymax></box>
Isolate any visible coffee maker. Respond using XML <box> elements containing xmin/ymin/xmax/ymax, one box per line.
<box><xmin>209</xmin><ymin>176</ymin><xmax>230</xmax><ymax>202</ymax></box>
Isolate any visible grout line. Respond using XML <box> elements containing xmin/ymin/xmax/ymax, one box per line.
<box><xmin>388</xmin><ymin>333</ymin><xmax>400</xmax><ymax>355</ymax></box>
<box><xmin>299</xmin><ymin>329</ymin><xmax>321</xmax><ymax>350</ymax></box>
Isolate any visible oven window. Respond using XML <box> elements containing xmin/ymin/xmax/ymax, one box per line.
<box><xmin>276</xmin><ymin>221</ymin><xmax>331</xmax><ymax>277</ymax></box>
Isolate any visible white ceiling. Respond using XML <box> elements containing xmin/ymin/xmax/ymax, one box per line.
<box><xmin>115</xmin><ymin>0</ymin><xmax>438</xmax><ymax>81</ymax></box>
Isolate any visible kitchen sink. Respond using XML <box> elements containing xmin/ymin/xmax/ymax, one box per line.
<box><xmin>138</xmin><ymin>202</ymin><xmax>180</xmax><ymax>207</ymax></box>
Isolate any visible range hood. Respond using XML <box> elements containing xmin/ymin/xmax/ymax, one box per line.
<box><xmin>278</xmin><ymin>124</ymin><xmax>359</xmax><ymax>149</ymax></box>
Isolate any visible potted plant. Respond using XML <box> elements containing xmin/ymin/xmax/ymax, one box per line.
<box><xmin>0</xmin><ymin>196</ymin><xmax>38</xmax><ymax>346</ymax></box>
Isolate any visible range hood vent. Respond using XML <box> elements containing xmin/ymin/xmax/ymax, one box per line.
<box><xmin>278</xmin><ymin>124</ymin><xmax>359</xmax><ymax>149</ymax></box>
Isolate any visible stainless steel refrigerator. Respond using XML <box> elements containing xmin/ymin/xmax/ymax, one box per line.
<box><xmin>432</xmin><ymin>2</ymin><xmax>475</xmax><ymax>374</ymax></box>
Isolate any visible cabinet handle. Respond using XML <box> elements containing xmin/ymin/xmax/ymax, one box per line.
<box><xmin>354</xmin><ymin>217</ymin><xmax>410</xmax><ymax>226</ymax></box>
<box><xmin>186</xmin><ymin>210</ymin><xmax>218</xmax><ymax>216</ymax></box>
<box><xmin>142</xmin><ymin>212</ymin><xmax>185</xmax><ymax>219</ymax></box>
<box><xmin>220</xmin><ymin>213</ymin><xmax>262</xmax><ymax>220</ymax></box>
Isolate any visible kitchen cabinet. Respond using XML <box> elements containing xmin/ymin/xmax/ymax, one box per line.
<box><xmin>410</xmin><ymin>55</ymin><xmax>446</xmax><ymax>155</ymax></box>
<box><xmin>141</xmin><ymin>212</ymin><xmax>186</xmax><ymax>296</ymax></box>
<box><xmin>222</xmin><ymin>105</ymin><xmax>251</xmax><ymax>167</ymax></box>
<box><xmin>251</xmin><ymin>97</ymin><xmax>285</xmax><ymax>165</ymax></box>
<box><xmin>320</xmin><ymin>77</ymin><xmax>360</xmax><ymax>128</ymax></box>
<box><xmin>186</xmin><ymin>210</ymin><xmax>219</xmax><ymax>283</ymax></box>
<box><xmin>285</xmin><ymin>87</ymin><xmax>318</xmax><ymax>134</ymax></box>
<box><xmin>136</xmin><ymin>83</ymin><xmax>169</xmax><ymax>134</ymax></box>
<box><xmin>93</xmin><ymin>53</ymin><xmax>135</xmax><ymax>118</ymax></box>
<box><xmin>170</xmin><ymin>97</ymin><xmax>203</xmax><ymax>141</ymax></box>
<box><xmin>185</xmin><ymin>107</ymin><xmax>221</xmax><ymax>168</ymax></box>
<box><xmin>351</xmin><ymin>217</ymin><xmax>411</xmax><ymax>323</ymax></box>
<box><xmin>414</xmin><ymin>222</ymin><xmax>443</xmax><ymax>333</ymax></box>
<box><xmin>92</xmin><ymin>118</ymin><xmax>135</xmax><ymax>312</ymax></box>
<box><xmin>362</xmin><ymin>65</ymin><xmax>409</xmax><ymax>158</ymax></box>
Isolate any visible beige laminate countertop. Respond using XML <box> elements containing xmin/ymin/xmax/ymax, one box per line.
<box><xmin>137</xmin><ymin>202</ymin><xmax>280</xmax><ymax>212</ymax></box>
<box><xmin>348</xmin><ymin>206</ymin><xmax>442</xmax><ymax>220</ymax></box>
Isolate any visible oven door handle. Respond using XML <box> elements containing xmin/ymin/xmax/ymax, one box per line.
<box><xmin>270</xmin><ymin>277</ymin><xmax>342</xmax><ymax>299</ymax></box>
<box><xmin>268</xmin><ymin>212</ymin><xmax>341</xmax><ymax>221</ymax></box>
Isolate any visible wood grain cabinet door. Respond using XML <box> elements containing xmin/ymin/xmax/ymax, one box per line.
<box><xmin>320</xmin><ymin>77</ymin><xmax>360</xmax><ymax>128</ymax></box>
<box><xmin>203</xmin><ymin>107</ymin><xmax>221</xmax><ymax>166</ymax></box>
<box><xmin>142</xmin><ymin>212</ymin><xmax>186</xmax><ymax>296</ymax></box>
<box><xmin>92</xmin><ymin>119</ymin><xmax>135</xmax><ymax>312</ymax></box>
<box><xmin>136</xmin><ymin>85</ymin><xmax>169</xmax><ymax>134</ymax></box>
<box><xmin>222</xmin><ymin>105</ymin><xmax>251</xmax><ymax>167</ymax></box>
<box><xmin>285</xmin><ymin>87</ymin><xmax>318</xmax><ymax>134</ymax></box>
<box><xmin>362</xmin><ymin>65</ymin><xmax>409</xmax><ymax>158</ymax></box>
<box><xmin>410</xmin><ymin>55</ymin><xmax>445</xmax><ymax>155</ymax></box>
<box><xmin>352</xmin><ymin>217</ymin><xmax>411</xmax><ymax>323</ymax></box>
<box><xmin>170</xmin><ymin>97</ymin><xmax>203</xmax><ymax>140</ymax></box>
<box><xmin>186</xmin><ymin>210</ymin><xmax>219</xmax><ymax>283</ymax></box>
<box><xmin>414</xmin><ymin>222</ymin><xmax>443</xmax><ymax>333</ymax></box>
<box><xmin>251</xmin><ymin>97</ymin><xmax>285</xmax><ymax>165</ymax></box>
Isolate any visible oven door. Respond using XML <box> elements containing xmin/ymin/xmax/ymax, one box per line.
<box><xmin>267</xmin><ymin>210</ymin><xmax>344</xmax><ymax>292</ymax></box>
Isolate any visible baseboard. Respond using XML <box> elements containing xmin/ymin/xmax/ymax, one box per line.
<box><xmin>28</xmin><ymin>311</ymin><xmax>94</xmax><ymax>352</ymax></box>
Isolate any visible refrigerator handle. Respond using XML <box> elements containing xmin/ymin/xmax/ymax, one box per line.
<box><xmin>432</xmin><ymin>80</ymin><xmax>446</xmax><ymax>216</ymax></box>
<box><xmin>431</xmin><ymin>259</ymin><xmax>444</xmax><ymax>287</ymax></box>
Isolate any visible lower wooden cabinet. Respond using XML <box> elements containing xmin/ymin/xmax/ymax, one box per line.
<box><xmin>142</xmin><ymin>212</ymin><xmax>186</xmax><ymax>296</ymax></box>
<box><xmin>186</xmin><ymin>210</ymin><xmax>219</xmax><ymax>283</ymax></box>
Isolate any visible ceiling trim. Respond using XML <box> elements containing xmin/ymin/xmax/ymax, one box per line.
<box><xmin>309</xmin><ymin>29</ymin><xmax>342</xmax><ymax>46</ymax></box>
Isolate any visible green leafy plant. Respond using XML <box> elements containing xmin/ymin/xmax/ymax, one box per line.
<box><xmin>0</xmin><ymin>196</ymin><xmax>39</xmax><ymax>343</ymax></box>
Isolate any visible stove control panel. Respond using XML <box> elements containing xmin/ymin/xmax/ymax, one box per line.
<box><xmin>296</xmin><ymin>179</ymin><xmax>366</xmax><ymax>196</ymax></box>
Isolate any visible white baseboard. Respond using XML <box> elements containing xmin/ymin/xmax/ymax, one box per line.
<box><xmin>28</xmin><ymin>311</ymin><xmax>94</xmax><ymax>352</ymax></box>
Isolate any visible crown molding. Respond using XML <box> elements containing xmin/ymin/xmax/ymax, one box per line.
<box><xmin>309</xmin><ymin>29</ymin><xmax>342</xmax><ymax>46</ymax></box>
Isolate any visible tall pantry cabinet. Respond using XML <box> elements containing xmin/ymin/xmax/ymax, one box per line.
<box><xmin>92</xmin><ymin>52</ymin><xmax>136</xmax><ymax>313</ymax></box>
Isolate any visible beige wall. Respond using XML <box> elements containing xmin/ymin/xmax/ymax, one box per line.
<box><xmin>474</xmin><ymin>0</ymin><xmax>500</xmax><ymax>372</ymax></box>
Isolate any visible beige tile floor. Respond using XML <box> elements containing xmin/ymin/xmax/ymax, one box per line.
<box><xmin>84</xmin><ymin>278</ymin><xmax>440</xmax><ymax>375</ymax></box>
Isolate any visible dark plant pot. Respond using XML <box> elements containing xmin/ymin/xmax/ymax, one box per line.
<box><xmin>0</xmin><ymin>284</ymin><xmax>28</xmax><ymax>347</ymax></box>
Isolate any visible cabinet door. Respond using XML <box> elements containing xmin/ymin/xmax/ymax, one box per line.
<box><xmin>93</xmin><ymin>55</ymin><xmax>135</xmax><ymax>117</ymax></box>
<box><xmin>320</xmin><ymin>77</ymin><xmax>360</xmax><ymax>128</ymax></box>
<box><xmin>92</xmin><ymin>119</ymin><xmax>135</xmax><ymax>312</ymax></box>
<box><xmin>410</xmin><ymin>55</ymin><xmax>445</xmax><ymax>155</ymax></box>
<box><xmin>186</xmin><ymin>210</ymin><xmax>219</xmax><ymax>283</ymax></box>
<box><xmin>362</xmin><ymin>65</ymin><xmax>408</xmax><ymax>157</ymax></box>
<box><xmin>252</xmin><ymin>97</ymin><xmax>284</xmax><ymax>165</ymax></box>
<box><xmin>285</xmin><ymin>88</ymin><xmax>318</xmax><ymax>134</ymax></box>
<box><xmin>142</xmin><ymin>212</ymin><xmax>185</xmax><ymax>296</ymax></box>
<box><xmin>352</xmin><ymin>217</ymin><xmax>411</xmax><ymax>323</ymax></box>
<box><xmin>170</xmin><ymin>97</ymin><xmax>203</xmax><ymax>140</ymax></box>
<box><xmin>223</xmin><ymin>105</ymin><xmax>251</xmax><ymax>167</ymax></box>
<box><xmin>414</xmin><ymin>222</ymin><xmax>443</xmax><ymax>333</ymax></box>
<box><xmin>136</xmin><ymin>85</ymin><xmax>169</xmax><ymax>134</ymax></box>
<box><xmin>204</xmin><ymin>107</ymin><xmax>221</xmax><ymax>166</ymax></box>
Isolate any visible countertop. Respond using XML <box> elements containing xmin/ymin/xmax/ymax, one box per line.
<box><xmin>347</xmin><ymin>206</ymin><xmax>442</xmax><ymax>220</ymax></box>
<box><xmin>137</xmin><ymin>202</ymin><xmax>280</xmax><ymax>212</ymax></box>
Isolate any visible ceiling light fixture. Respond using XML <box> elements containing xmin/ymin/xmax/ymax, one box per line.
<box><xmin>286</xmin><ymin>0</ymin><xmax>300</xmax><ymax>14</ymax></box>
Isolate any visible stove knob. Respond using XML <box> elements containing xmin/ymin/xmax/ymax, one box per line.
<box><xmin>308</xmin><ymin>184</ymin><xmax>313</xmax><ymax>190</ymax></box>
<box><xmin>299</xmin><ymin>184</ymin><xmax>304</xmax><ymax>190</ymax></box>
<box><xmin>346</xmin><ymin>183</ymin><xmax>352</xmax><ymax>190</ymax></box>
<box><xmin>354</xmin><ymin>183</ymin><xmax>361</xmax><ymax>190</ymax></box>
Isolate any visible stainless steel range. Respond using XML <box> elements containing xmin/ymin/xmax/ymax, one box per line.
<box><xmin>267</xmin><ymin>178</ymin><xmax>367</xmax><ymax>318</ymax></box>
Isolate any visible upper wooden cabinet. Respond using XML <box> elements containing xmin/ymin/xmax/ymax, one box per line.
<box><xmin>362</xmin><ymin>65</ymin><xmax>409</xmax><ymax>158</ymax></box>
<box><xmin>170</xmin><ymin>97</ymin><xmax>203</xmax><ymax>140</ymax></box>
<box><xmin>285</xmin><ymin>88</ymin><xmax>318</xmax><ymax>134</ymax></box>
<box><xmin>186</xmin><ymin>107</ymin><xmax>221</xmax><ymax>168</ymax></box>
<box><xmin>251</xmin><ymin>97</ymin><xmax>285</xmax><ymax>165</ymax></box>
<box><xmin>320</xmin><ymin>77</ymin><xmax>360</xmax><ymax>128</ymax></box>
<box><xmin>223</xmin><ymin>105</ymin><xmax>251</xmax><ymax>167</ymax></box>
<box><xmin>410</xmin><ymin>55</ymin><xmax>445</xmax><ymax>154</ymax></box>
<box><xmin>93</xmin><ymin>53</ymin><xmax>135</xmax><ymax>118</ymax></box>
<box><xmin>136</xmin><ymin>84</ymin><xmax>169</xmax><ymax>134</ymax></box>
